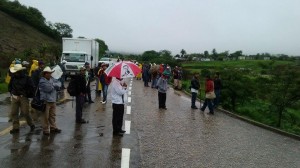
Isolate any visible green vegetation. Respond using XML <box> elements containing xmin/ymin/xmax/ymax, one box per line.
<box><xmin>181</xmin><ymin>60</ymin><xmax>300</xmax><ymax>135</ymax></box>
<box><xmin>0</xmin><ymin>0</ymin><xmax>72</xmax><ymax>40</ymax></box>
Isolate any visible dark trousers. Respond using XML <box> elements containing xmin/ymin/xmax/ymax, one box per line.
<box><xmin>85</xmin><ymin>86</ymin><xmax>92</xmax><ymax>102</ymax></box>
<box><xmin>158</xmin><ymin>91</ymin><xmax>166</xmax><ymax>108</ymax></box>
<box><xmin>201</xmin><ymin>98</ymin><xmax>214</xmax><ymax>113</ymax></box>
<box><xmin>76</xmin><ymin>95</ymin><xmax>84</xmax><ymax>121</ymax></box>
<box><xmin>112</xmin><ymin>104</ymin><xmax>124</xmax><ymax>132</ymax></box>
<box><xmin>213</xmin><ymin>89</ymin><xmax>221</xmax><ymax>108</ymax></box>
<box><xmin>191</xmin><ymin>92</ymin><xmax>197</xmax><ymax>108</ymax></box>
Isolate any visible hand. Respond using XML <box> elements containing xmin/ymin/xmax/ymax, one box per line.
<box><xmin>122</xmin><ymin>83</ymin><xmax>127</xmax><ymax>87</ymax></box>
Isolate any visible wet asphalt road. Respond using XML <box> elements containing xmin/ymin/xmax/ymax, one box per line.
<box><xmin>0</xmin><ymin>78</ymin><xmax>299</xmax><ymax>168</ymax></box>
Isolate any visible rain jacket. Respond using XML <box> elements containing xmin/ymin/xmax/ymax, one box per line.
<box><xmin>29</xmin><ymin>60</ymin><xmax>39</xmax><ymax>76</ymax></box>
<box><xmin>39</xmin><ymin>77</ymin><xmax>61</xmax><ymax>103</ymax></box>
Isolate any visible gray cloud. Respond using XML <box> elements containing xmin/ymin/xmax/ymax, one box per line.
<box><xmin>18</xmin><ymin>0</ymin><xmax>300</xmax><ymax>56</ymax></box>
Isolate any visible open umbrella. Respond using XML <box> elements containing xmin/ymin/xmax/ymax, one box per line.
<box><xmin>105</xmin><ymin>61</ymin><xmax>141</xmax><ymax>78</ymax></box>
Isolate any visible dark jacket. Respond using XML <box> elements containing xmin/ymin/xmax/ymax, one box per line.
<box><xmin>191</xmin><ymin>77</ymin><xmax>200</xmax><ymax>90</ymax></box>
<box><xmin>31</xmin><ymin>68</ymin><xmax>43</xmax><ymax>87</ymax></box>
<box><xmin>76</xmin><ymin>74</ymin><xmax>87</xmax><ymax>95</ymax></box>
<box><xmin>214</xmin><ymin>78</ymin><xmax>222</xmax><ymax>90</ymax></box>
<box><xmin>8</xmin><ymin>74</ymin><xmax>34</xmax><ymax>98</ymax></box>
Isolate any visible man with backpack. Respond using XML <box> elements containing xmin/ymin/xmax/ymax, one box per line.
<box><xmin>8</xmin><ymin>64</ymin><xmax>35</xmax><ymax>134</ymax></box>
<box><xmin>68</xmin><ymin>66</ymin><xmax>88</xmax><ymax>124</ymax></box>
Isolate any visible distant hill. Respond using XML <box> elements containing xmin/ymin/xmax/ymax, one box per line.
<box><xmin>0</xmin><ymin>11</ymin><xmax>61</xmax><ymax>67</ymax></box>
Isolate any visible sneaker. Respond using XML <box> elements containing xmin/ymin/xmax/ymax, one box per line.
<box><xmin>200</xmin><ymin>108</ymin><xmax>204</xmax><ymax>112</ymax></box>
<box><xmin>208</xmin><ymin>112</ymin><xmax>214</xmax><ymax>115</ymax></box>
<box><xmin>191</xmin><ymin>106</ymin><xmax>198</xmax><ymax>109</ymax></box>
<box><xmin>88</xmin><ymin>101</ymin><xmax>94</xmax><ymax>104</ymax></box>
<box><xmin>50</xmin><ymin>128</ymin><xmax>62</xmax><ymax>133</ymax></box>
<box><xmin>30</xmin><ymin>125</ymin><xmax>36</xmax><ymax>131</ymax></box>
<box><xmin>10</xmin><ymin>129</ymin><xmax>19</xmax><ymax>134</ymax></box>
<box><xmin>101</xmin><ymin>101</ymin><xmax>106</xmax><ymax>104</ymax></box>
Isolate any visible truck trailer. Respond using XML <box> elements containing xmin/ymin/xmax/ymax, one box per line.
<box><xmin>61</xmin><ymin>38</ymin><xmax>99</xmax><ymax>76</ymax></box>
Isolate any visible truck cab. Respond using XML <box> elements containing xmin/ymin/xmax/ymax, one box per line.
<box><xmin>61</xmin><ymin>51</ymin><xmax>87</xmax><ymax>76</ymax></box>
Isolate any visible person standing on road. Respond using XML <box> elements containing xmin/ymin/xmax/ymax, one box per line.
<box><xmin>99</xmin><ymin>64</ymin><xmax>112</xmax><ymax>104</ymax></box>
<box><xmin>191</xmin><ymin>73</ymin><xmax>200</xmax><ymax>109</ymax></box>
<box><xmin>8</xmin><ymin>64</ymin><xmax>35</xmax><ymax>134</ymax></box>
<box><xmin>111</xmin><ymin>77</ymin><xmax>127</xmax><ymax>136</ymax></box>
<box><xmin>31</xmin><ymin>61</ymin><xmax>45</xmax><ymax>89</ymax></box>
<box><xmin>58</xmin><ymin>60</ymin><xmax>67</xmax><ymax>89</ymax></box>
<box><xmin>213</xmin><ymin>72</ymin><xmax>222</xmax><ymax>108</ymax></box>
<box><xmin>84</xmin><ymin>62</ymin><xmax>94</xmax><ymax>103</ymax></box>
<box><xmin>200</xmin><ymin>75</ymin><xmax>215</xmax><ymax>115</ymax></box>
<box><xmin>75</xmin><ymin>67</ymin><xmax>88</xmax><ymax>124</ymax></box>
<box><xmin>177</xmin><ymin>67</ymin><xmax>183</xmax><ymax>90</ymax></box>
<box><xmin>94</xmin><ymin>62</ymin><xmax>102</xmax><ymax>97</ymax></box>
<box><xmin>172</xmin><ymin>66</ymin><xmax>179</xmax><ymax>90</ymax></box>
<box><xmin>39</xmin><ymin>67</ymin><xmax>62</xmax><ymax>136</ymax></box>
<box><xmin>156</xmin><ymin>71</ymin><xmax>169</xmax><ymax>110</ymax></box>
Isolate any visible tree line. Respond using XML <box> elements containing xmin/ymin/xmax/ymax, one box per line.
<box><xmin>0</xmin><ymin>0</ymin><xmax>73</xmax><ymax>41</ymax></box>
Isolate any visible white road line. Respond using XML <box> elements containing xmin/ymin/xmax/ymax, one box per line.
<box><xmin>130</xmin><ymin>83</ymin><xmax>132</xmax><ymax>87</ymax></box>
<box><xmin>128</xmin><ymin>97</ymin><xmax>131</xmax><ymax>103</ymax></box>
<box><xmin>126</xmin><ymin>106</ymin><xmax>131</xmax><ymax>114</ymax></box>
<box><xmin>125</xmin><ymin>120</ymin><xmax>131</xmax><ymax>134</ymax></box>
<box><xmin>128</xmin><ymin>91</ymin><xmax>131</xmax><ymax>96</ymax></box>
<box><xmin>129</xmin><ymin>86</ymin><xmax>132</xmax><ymax>90</ymax></box>
<box><xmin>121</xmin><ymin>148</ymin><xmax>131</xmax><ymax>168</ymax></box>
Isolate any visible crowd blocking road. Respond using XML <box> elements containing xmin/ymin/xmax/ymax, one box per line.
<box><xmin>0</xmin><ymin>78</ymin><xmax>299</xmax><ymax>168</ymax></box>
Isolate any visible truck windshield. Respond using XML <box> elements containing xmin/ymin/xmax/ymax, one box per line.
<box><xmin>62</xmin><ymin>53</ymin><xmax>86</xmax><ymax>62</ymax></box>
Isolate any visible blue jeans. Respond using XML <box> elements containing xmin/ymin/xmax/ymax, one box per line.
<box><xmin>201</xmin><ymin>98</ymin><xmax>214</xmax><ymax>113</ymax></box>
<box><xmin>191</xmin><ymin>92</ymin><xmax>197</xmax><ymax>107</ymax></box>
<box><xmin>214</xmin><ymin>89</ymin><xmax>221</xmax><ymax>108</ymax></box>
<box><xmin>151</xmin><ymin>78</ymin><xmax>157</xmax><ymax>88</ymax></box>
<box><xmin>102</xmin><ymin>84</ymin><xmax>108</xmax><ymax>102</ymax></box>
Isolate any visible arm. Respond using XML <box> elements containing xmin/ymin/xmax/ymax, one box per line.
<box><xmin>39</xmin><ymin>79</ymin><xmax>54</xmax><ymax>93</ymax></box>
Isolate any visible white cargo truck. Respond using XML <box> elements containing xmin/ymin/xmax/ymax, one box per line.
<box><xmin>61</xmin><ymin>38</ymin><xmax>99</xmax><ymax>76</ymax></box>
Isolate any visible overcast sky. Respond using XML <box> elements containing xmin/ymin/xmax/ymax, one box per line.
<box><xmin>18</xmin><ymin>0</ymin><xmax>300</xmax><ymax>56</ymax></box>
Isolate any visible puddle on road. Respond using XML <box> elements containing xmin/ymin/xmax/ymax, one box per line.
<box><xmin>0</xmin><ymin>117</ymin><xmax>9</xmax><ymax>122</ymax></box>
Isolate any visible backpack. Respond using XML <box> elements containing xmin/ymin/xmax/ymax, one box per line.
<box><xmin>67</xmin><ymin>77</ymin><xmax>78</xmax><ymax>96</ymax></box>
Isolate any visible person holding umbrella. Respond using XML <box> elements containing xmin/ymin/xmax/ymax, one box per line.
<box><xmin>105</xmin><ymin>61</ymin><xmax>141</xmax><ymax>136</ymax></box>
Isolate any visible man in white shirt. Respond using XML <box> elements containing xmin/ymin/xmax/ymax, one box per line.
<box><xmin>111</xmin><ymin>77</ymin><xmax>128</xmax><ymax>136</ymax></box>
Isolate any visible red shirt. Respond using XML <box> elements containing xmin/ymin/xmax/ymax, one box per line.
<box><xmin>205</xmin><ymin>79</ymin><xmax>214</xmax><ymax>93</ymax></box>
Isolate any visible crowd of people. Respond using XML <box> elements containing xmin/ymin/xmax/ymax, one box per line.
<box><xmin>136</xmin><ymin>62</ymin><xmax>222</xmax><ymax>114</ymax></box>
<box><xmin>4</xmin><ymin>58</ymin><xmax>222</xmax><ymax>137</ymax></box>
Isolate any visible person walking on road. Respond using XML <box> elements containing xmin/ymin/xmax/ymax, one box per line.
<box><xmin>8</xmin><ymin>64</ymin><xmax>35</xmax><ymax>134</ymax></box>
<box><xmin>75</xmin><ymin>67</ymin><xmax>88</xmax><ymax>124</ymax></box>
<box><xmin>39</xmin><ymin>67</ymin><xmax>62</xmax><ymax>136</ymax></box>
<box><xmin>213</xmin><ymin>72</ymin><xmax>222</xmax><ymax>108</ymax></box>
<box><xmin>111</xmin><ymin>77</ymin><xmax>127</xmax><ymax>136</ymax></box>
<box><xmin>191</xmin><ymin>73</ymin><xmax>200</xmax><ymax>109</ymax></box>
<box><xmin>156</xmin><ymin>71</ymin><xmax>169</xmax><ymax>110</ymax></box>
<box><xmin>200</xmin><ymin>75</ymin><xmax>215</xmax><ymax>115</ymax></box>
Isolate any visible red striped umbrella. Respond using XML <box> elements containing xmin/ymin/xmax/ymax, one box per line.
<box><xmin>105</xmin><ymin>61</ymin><xmax>141</xmax><ymax>78</ymax></box>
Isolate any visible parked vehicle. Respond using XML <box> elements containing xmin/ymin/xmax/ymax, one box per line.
<box><xmin>61</xmin><ymin>38</ymin><xmax>99</xmax><ymax>77</ymax></box>
<box><xmin>99</xmin><ymin>57</ymin><xmax>114</xmax><ymax>67</ymax></box>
